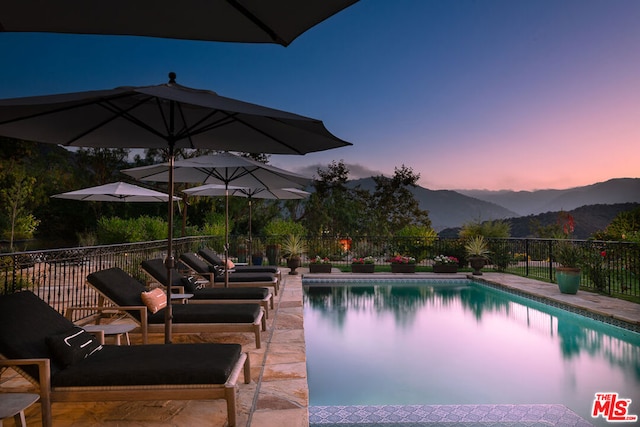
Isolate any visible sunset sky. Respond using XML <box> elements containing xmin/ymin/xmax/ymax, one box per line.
<box><xmin>0</xmin><ymin>0</ymin><xmax>638</xmax><ymax>191</ymax></box>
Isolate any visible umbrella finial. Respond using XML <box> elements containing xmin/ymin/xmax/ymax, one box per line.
<box><xmin>168</xmin><ymin>72</ymin><xmax>177</xmax><ymax>84</ymax></box>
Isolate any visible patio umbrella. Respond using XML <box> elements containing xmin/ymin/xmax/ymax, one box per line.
<box><xmin>122</xmin><ymin>152</ymin><xmax>311</xmax><ymax>285</ymax></box>
<box><xmin>51</xmin><ymin>181</ymin><xmax>180</xmax><ymax>202</ymax></box>
<box><xmin>0</xmin><ymin>1</ymin><xmax>359</xmax><ymax>46</ymax></box>
<box><xmin>0</xmin><ymin>75</ymin><xmax>350</xmax><ymax>343</ymax></box>
<box><xmin>183</xmin><ymin>184</ymin><xmax>310</xmax><ymax>261</ymax></box>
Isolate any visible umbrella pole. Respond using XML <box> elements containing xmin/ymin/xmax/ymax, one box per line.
<box><xmin>224</xmin><ymin>186</ymin><xmax>230</xmax><ymax>288</ymax></box>
<box><xmin>163</xmin><ymin>146</ymin><xmax>175</xmax><ymax>344</ymax></box>
<box><xmin>248</xmin><ymin>197</ymin><xmax>252</xmax><ymax>265</ymax></box>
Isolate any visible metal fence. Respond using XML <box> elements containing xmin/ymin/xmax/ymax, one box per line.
<box><xmin>2</xmin><ymin>236</ymin><xmax>638</xmax><ymax>314</ymax></box>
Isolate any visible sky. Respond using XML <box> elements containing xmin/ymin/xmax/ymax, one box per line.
<box><xmin>0</xmin><ymin>0</ymin><xmax>638</xmax><ymax>191</ymax></box>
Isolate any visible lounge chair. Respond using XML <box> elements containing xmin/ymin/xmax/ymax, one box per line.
<box><xmin>80</xmin><ymin>267</ymin><xmax>265</xmax><ymax>348</ymax></box>
<box><xmin>0</xmin><ymin>291</ymin><xmax>250</xmax><ymax>427</ymax></box>
<box><xmin>198</xmin><ymin>248</ymin><xmax>282</xmax><ymax>280</ymax></box>
<box><xmin>180</xmin><ymin>252</ymin><xmax>280</xmax><ymax>296</ymax></box>
<box><xmin>140</xmin><ymin>258</ymin><xmax>273</xmax><ymax>317</ymax></box>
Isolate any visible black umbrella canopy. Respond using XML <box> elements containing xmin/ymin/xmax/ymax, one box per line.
<box><xmin>0</xmin><ymin>74</ymin><xmax>351</xmax><ymax>154</ymax></box>
<box><xmin>0</xmin><ymin>0</ymin><xmax>359</xmax><ymax>46</ymax></box>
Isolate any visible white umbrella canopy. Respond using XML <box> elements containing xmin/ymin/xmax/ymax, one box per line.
<box><xmin>183</xmin><ymin>184</ymin><xmax>310</xmax><ymax>260</ymax></box>
<box><xmin>0</xmin><ymin>0</ymin><xmax>359</xmax><ymax>46</ymax></box>
<box><xmin>123</xmin><ymin>152</ymin><xmax>311</xmax><ymax>188</ymax></box>
<box><xmin>51</xmin><ymin>181</ymin><xmax>180</xmax><ymax>202</ymax></box>
<box><xmin>123</xmin><ymin>152</ymin><xmax>311</xmax><ymax>285</ymax></box>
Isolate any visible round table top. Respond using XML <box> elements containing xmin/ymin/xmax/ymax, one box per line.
<box><xmin>82</xmin><ymin>323</ymin><xmax>136</xmax><ymax>335</ymax></box>
<box><xmin>0</xmin><ymin>393</ymin><xmax>39</xmax><ymax>418</ymax></box>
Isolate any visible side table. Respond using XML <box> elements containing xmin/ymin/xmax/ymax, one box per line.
<box><xmin>0</xmin><ymin>393</ymin><xmax>39</xmax><ymax>427</ymax></box>
<box><xmin>83</xmin><ymin>323</ymin><xmax>136</xmax><ymax>345</ymax></box>
<box><xmin>171</xmin><ymin>293</ymin><xmax>194</xmax><ymax>304</ymax></box>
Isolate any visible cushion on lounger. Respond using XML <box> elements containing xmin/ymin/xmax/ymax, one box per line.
<box><xmin>0</xmin><ymin>291</ymin><xmax>82</xmax><ymax>377</ymax></box>
<box><xmin>198</xmin><ymin>248</ymin><xmax>225</xmax><ymax>265</ymax></box>
<box><xmin>179</xmin><ymin>253</ymin><xmax>211</xmax><ymax>274</ymax></box>
<box><xmin>141</xmin><ymin>259</ymin><xmax>184</xmax><ymax>288</ymax></box>
<box><xmin>50</xmin><ymin>343</ymin><xmax>242</xmax><ymax>387</ymax></box>
<box><xmin>190</xmin><ymin>287</ymin><xmax>270</xmax><ymax>300</ymax></box>
<box><xmin>146</xmin><ymin>303</ymin><xmax>261</xmax><ymax>324</ymax></box>
<box><xmin>46</xmin><ymin>326</ymin><xmax>103</xmax><ymax>367</ymax></box>
<box><xmin>212</xmin><ymin>271</ymin><xmax>275</xmax><ymax>283</ymax></box>
<box><xmin>87</xmin><ymin>268</ymin><xmax>146</xmax><ymax>307</ymax></box>
<box><xmin>141</xmin><ymin>288</ymin><xmax>167</xmax><ymax>314</ymax></box>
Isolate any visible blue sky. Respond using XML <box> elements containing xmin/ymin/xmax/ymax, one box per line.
<box><xmin>1</xmin><ymin>0</ymin><xmax>639</xmax><ymax>191</ymax></box>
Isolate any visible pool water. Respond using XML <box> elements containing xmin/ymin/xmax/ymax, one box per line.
<box><xmin>303</xmin><ymin>281</ymin><xmax>640</xmax><ymax>426</ymax></box>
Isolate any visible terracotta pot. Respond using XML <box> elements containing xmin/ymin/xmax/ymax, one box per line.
<box><xmin>351</xmin><ymin>263</ymin><xmax>375</xmax><ymax>273</ymax></box>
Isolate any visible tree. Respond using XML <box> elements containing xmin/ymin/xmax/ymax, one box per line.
<box><xmin>302</xmin><ymin>160</ymin><xmax>365</xmax><ymax>236</ymax></box>
<box><xmin>593</xmin><ymin>206</ymin><xmax>640</xmax><ymax>243</ymax></box>
<box><xmin>366</xmin><ymin>165</ymin><xmax>431</xmax><ymax>235</ymax></box>
<box><xmin>0</xmin><ymin>169</ymin><xmax>39</xmax><ymax>249</ymax></box>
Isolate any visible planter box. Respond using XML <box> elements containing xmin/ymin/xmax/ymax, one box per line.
<box><xmin>309</xmin><ymin>263</ymin><xmax>332</xmax><ymax>273</ymax></box>
<box><xmin>391</xmin><ymin>264</ymin><xmax>416</xmax><ymax>273</ymax></box>
<box><xmin>433</xmin><ymin>264</ymin><xmax>458</xmax><ymax>273</ymax></box>
<box><xmin>351</xmin><ymin>263</ymin><xmax>375</xmax><ymax>273</ymax></box>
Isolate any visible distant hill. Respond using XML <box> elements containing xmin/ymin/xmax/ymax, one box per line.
<box><xmin>457</xmin><ymin>178</ymin><xmax>640</xmax><ymax>216</ymax></box>
<box><xmin>439</xmin><ymin>203</ymin><xmax>640</xmax><ymax>239</ymax></box>
<box><xmin>347</xmin><ymin>178</ymin><xmax>520</xmax><ymax>231</ymax></box>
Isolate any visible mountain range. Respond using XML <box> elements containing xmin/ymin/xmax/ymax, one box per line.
<box><xmin>347</xmin><ymin>177</ymin><xmax>640</xmax><ymax>231</ymax></box>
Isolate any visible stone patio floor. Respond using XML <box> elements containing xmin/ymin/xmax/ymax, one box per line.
<box><xmin>1</xmin><ymin>270</ymin><xmax>638</xmax><ymax>426</ymax></box>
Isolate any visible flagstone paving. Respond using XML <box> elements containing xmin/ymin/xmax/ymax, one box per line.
<box><xmin>1</xmin><ymin>270</ymin><xmax>638</xmax><ymax>426</ymax></box>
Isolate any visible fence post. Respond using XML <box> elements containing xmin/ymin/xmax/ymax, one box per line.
<box><xmin>548</xmin><ymin>240</ymin><xmax>554</xmax><ymax>282</ymax></box>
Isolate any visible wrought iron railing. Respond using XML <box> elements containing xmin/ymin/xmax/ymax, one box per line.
<box><xmin>2</xmin><ymin>236</ymin><xmax>638</xmax><ymax>314</ymax></box>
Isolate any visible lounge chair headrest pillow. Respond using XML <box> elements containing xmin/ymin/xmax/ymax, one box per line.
<box><xmin>180</xmin><ymin>276</ymin><xmax>205</xmax><ymax>293</ymax></box>
<box><xmin>46</xmin><ymin>326</ymin><xmax>103</xmax><ymax>367</ymax></box>
<box><xmin>227</xmin><ymin>259</ymin><xmax>235</xmax><ymax>269</ymax></box>
<box><xmin>141</xmin><ymin>288</ymin><xmax>167</xmax><ymax>314</ymax></box>
<box><xmin>209</xmin><ymin>265</ymin><xmax>225</xmax><ymax>277</ymax></box>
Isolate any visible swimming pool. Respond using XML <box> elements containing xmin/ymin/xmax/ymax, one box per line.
<box><xmin>303</xmin><ymin>279</ymin><xmax>640</xmax><ymax>426</ymax></box>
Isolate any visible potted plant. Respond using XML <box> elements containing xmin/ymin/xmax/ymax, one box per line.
<box><xmin>351</xmin><ymin>256</ymin><xmax>375</xmax><ymax>273</ymax></box>
<box><xmin>281</xmin><ymin>234</ymin><xmax>306</xmax><ymax>275</ymax></box>
<box><xmin>309</xmin><ymin>255</ymin><xmax>332</xmax><ymax>273</ymax></box>
<box><xmin>389</xmin><ymin>255</ymin><xmax>416</xmax><ymax>273</ymax></box>
<box><xmin>251</xmin><ymin>238</ymin><xmax>264</xmax><ymax>266</ymax></box>
<box><xmin>432</xmin><ymin>255</ymin><xmax>459</xmax><ymax>273</ymax></box>
<box><xmin>465</xmin><ymin>236</ymin><xmax>490</xmax><ymax>275</ymax></box>
<box><xmin>554</xmin><ymin>241</ymin><xmax>582</xmax><ymax>294</ymax></box>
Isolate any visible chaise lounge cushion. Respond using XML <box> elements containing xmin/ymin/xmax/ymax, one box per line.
<box><xmin>51</xmin><ymin>343</ymin><xmax>242</xmax><ymax>387</ymax></box>
<box><xmin>0</xmin><ymin>291</ymin><xmax>76</xmax><ymax>378</ymax></box>
<box><xmin>190</xmin><ymin>287</ymin><xmax>270</xmax><ymax>301</ymax></box>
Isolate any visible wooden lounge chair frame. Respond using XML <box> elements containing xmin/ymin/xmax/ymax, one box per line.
<box><xmin>0</xmin><ymin>291</ymin><xmax>251</xmax><ymax>427</ymax></box>
<box><xmin>77</xmin><ymin>268</ymin><xmax>265</xmax><ymax>348</ymax></box>
<box><xmin>141</xmin><ymin>258</ymin><xmax>274</xmax><ymax>317</ymax></box>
